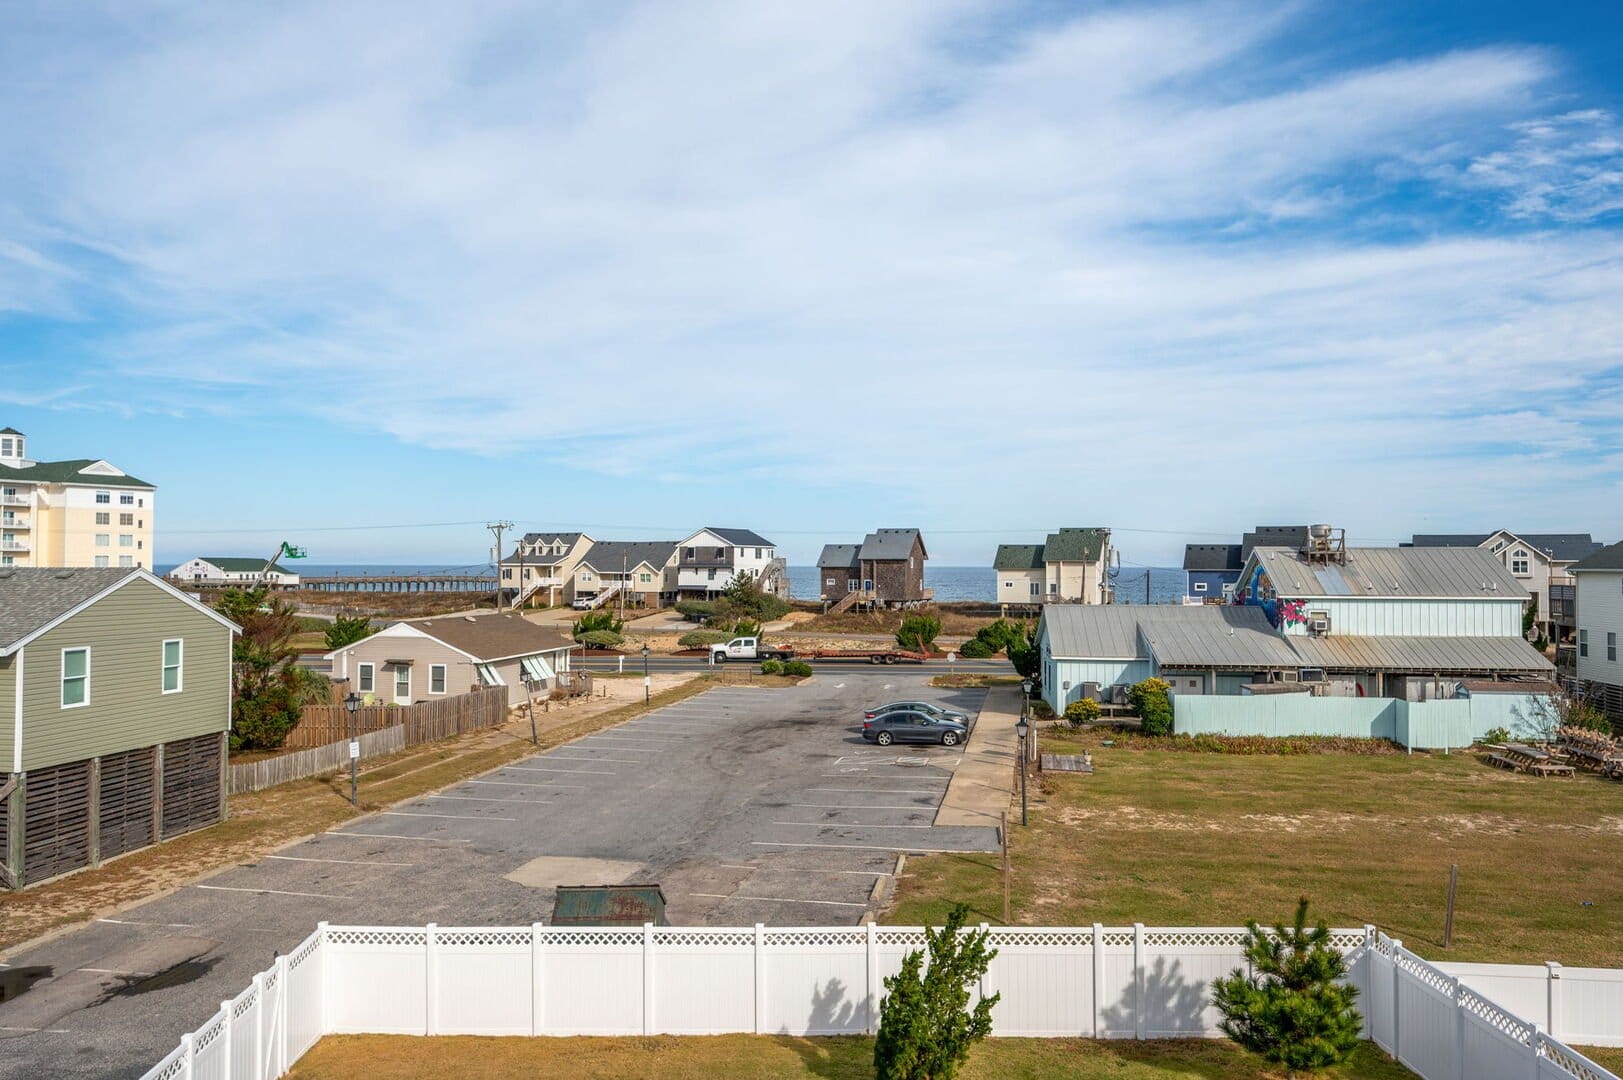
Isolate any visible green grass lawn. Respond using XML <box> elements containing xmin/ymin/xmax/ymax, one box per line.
<box><xmin>288</xmin><ymin>1034</ymin><xmax>1410</xmax><ymax>1079</ymax></box>
<box><xmin>892</xmin><ymin>731</ymin><xmax>1623</xmax><ymax>968</ymax></box>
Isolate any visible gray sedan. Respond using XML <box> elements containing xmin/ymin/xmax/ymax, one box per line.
<box><xmin>862</xmin><ymin>710</ymin><xmax>968</xmax><ymax>747</ymax></box>
<box><xmin>863</xmin><ymin>700</ymin><xmax>969</xmax><ymax>724</ymax></box>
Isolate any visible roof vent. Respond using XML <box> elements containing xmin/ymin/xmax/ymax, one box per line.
<box><xmin>464</xmin><ymin>615</ymin><xmax>478</xmax><ymax>622</ymax></box>
<box><xmin>0</xmin><ymin>568</ymin><xmax>13</xmax><ymax>579</ymax></box>
<box><xmin>54</xmin><ymin>569</ymin><xmax>75</xmax><ymax>579</ymax></box>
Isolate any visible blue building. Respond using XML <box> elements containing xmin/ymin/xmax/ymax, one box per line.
<box><xmin>1182</xmin><ymin>526</ymin><xmax>1308</xmax><ymax>602</ymax></box>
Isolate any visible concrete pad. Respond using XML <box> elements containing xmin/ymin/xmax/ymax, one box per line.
<box><xmin>933</xmin><ymin>686</ymin><xmax>1021</xmax><ymax>828</ymax></box>
<box><xmin>504</xmin><ymin>856</ymin><xmax>644</xmax><ymax>889</ymax></box>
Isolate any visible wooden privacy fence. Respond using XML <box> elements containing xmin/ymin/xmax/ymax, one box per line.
<box><xmin>286</xmin><ymin>688</ymin><xmax>509</xmax><ymax>748</ymax></box>
<box><xmin>229</xmin><ymin>726</ymin><xmax>406</xmax><ymax>795</ymax></box>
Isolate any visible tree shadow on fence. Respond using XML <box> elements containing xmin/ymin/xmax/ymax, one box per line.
<box><xmin>778</xmin><ymin>977</ymin><xmax>861</xmax><ymax>1078</ymax></box>
<box><xmin>1098</xmin><ymin>955</ymin><xmax>1210</xmax><ymax>1039</ymax></box>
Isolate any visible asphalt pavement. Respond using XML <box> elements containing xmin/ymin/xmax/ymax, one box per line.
<box><xmin>0</xmin><ymin>672</ymin><xmax>997</xmax><ymax>1079</ymax></box>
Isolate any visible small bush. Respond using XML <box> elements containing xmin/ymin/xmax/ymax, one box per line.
<box><xmin>1128</xmin><ymin>677</ymin><xmax>1174</xmax><ymax>736</ymax></box>
<box><xmin>896</xmin><ymin>613</ymin><xmax>942</xmax><ymax>651</ymax></box>
<box><xmin>1064</xmin><ymin>698</ymin><xmax>1102</xmax><ymax>726</ymax></box>
<box><xmin>577</xmin><ymin>629</ymin><xmax>624</xmax><ymax>649</ymax></box>
<box><xmin>323</xmin><ymin>614</ymin><xmax>374</xmax><ymax>650</ymax></box>
<box><xmin>1480</xmin><ymin>726</ymin><xmax>1512</xmax><ymax>745</ymax></box>
<box><xmin>972</xmin><ymin>618</ymin><xmax>1026</xmax><ymax>654</ymax></box>
<box><xmin>782</xmin><ymin>660</ymin><xmax>813</xmax><ymax>677</ymax></box>
<box><xmin>678</xmin><ymin>630</ymin><xmax>728</xmax><ymax>648</ymax></box>
<box><xmin>760</xmin><ymin>659</ymin><xmax>784</xmax><ymax>675</ymax></box>
<box><xmin>674</xmin><ymin>600</ymin><xmax>716</xmax><ymax>622</ymax></box>
<box><xmin>957</xmin><ymin>638</ymin><xmax>995</xmax><ymax>659</ymax></box>
<box><xmin>572</xmin><ymin>609</ymin><xmax>625</xmax><ymax>641</ymax></box>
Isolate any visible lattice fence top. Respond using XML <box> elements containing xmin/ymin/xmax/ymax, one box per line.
<box><xmin>193</xmin><ymin>1012</ymin><xmax>226</xmax><ymax>1052</ymax></box>
<box><xmin>1460</xmin><ymin>986</ymin><xmax>1534</xmax><ymax>1042</ymax></box>
<box><xmin>764</xmin><ymin>930</ymin><xmax>867</xmax><ymax>947</ymax></box>
<box><xmin>541</xmin><ymin>929</ymin><xmax>644</xmax><ymax>947</ymax></box>
<box><xmin>1539</xmin><ymin>1035</ymin><xmax>1616</xmax><ymax>1080</ymax></box>
<box><xmin>231</xmin><ymin>988</ymin><xmax>260</xmax><ymax>1019</ymax></box>
<box><xmin>437</xmin><ymin>929</ymin><xmax>533</xmax><ymax>948</ymax></box>
<box><xmin>326</xmin><ymin>928</ymin><xmax>429</xmax><ymax>947</ymax></box>
<box><xmin>653</xmin><ymin>930</ymin><xmax>756</xmax><ymax>948</ymax></box>
<box><xmin>150</xmin><ymin>1049</ymin><xmax>187</xmax><ymax>1080</ymax></box>
<box><xmin>290</xmin><ymin>931</ymin><xmax>322</xmax><ymax>967</ymax></box>
<box><xmin>1143</xmin><ymin>930</ymin><xmax>1246</xmax><ymax>948</ymax></box>
<box><xmin>986</xmin><ymin>930</ymin><xmax>1093</xmax><ymax>947</ymax></box>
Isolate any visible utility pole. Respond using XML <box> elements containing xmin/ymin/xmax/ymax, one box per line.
<box><xmin>486</xmin><ymin>521</ymin><xmax>514</xmax><ymax>612</ymax></box>
<box><xmin>1145</xmin><ymin>567</ymin><xmax>1151</xmax><ymax>606</ymax></box>
<box><xmin>620</xmin><ymin>553</ymin><xmax>628</xmax><ymax>620</ymax></box>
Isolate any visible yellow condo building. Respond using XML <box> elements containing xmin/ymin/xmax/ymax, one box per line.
<box><xmin>0</xmin><ymin>427</ymin><xmax>156</xmax><ymax>570</ymax></box>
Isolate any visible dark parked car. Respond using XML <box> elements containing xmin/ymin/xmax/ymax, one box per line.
<box><xmin>863</xmin><ymin>700</ymin><xmax>969</xmax><ymax>724</ymax></box>
<box><xmin>862</xmin><ymin>710</ymin><xmax>968</xmax><ymax>747</ymax></box>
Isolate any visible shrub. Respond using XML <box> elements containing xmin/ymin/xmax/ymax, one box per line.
<box><xmin>577</xmin><ymin>629</ymin><xmax>624</xmax><ymax>649</ymax></box>
<box><xmin>760</xmin><ymin>659</ymin><xmax>784</xmax><ymax>675</ymax></box>
<box><xmin>1005</xmin><ymin>624</ymin><xmax>1040</xmax><ymax>682</ymax></box>
<box><xmin>874</xmin><ymin>903</ymin><xmax>999</xmax><ymax>1080</ymax></box>
<box><xmin>674</xmin><ymin>600</ymin><xmax>716</xmax><ymax>622</ymax></box>
<box><xmin>230</xmin><ymin>681</ymin><xmax>301</xmax><ymax>751</ymax></box>
<box><xmin>323</xmin><ymin>614</ymin><xmax>374</xmax><ymax>650</ymax></box>
<box><xmin>957</xmin><ymin>638</ymin><xmax>995</xmax><ymax>659</ymax></box>
<box><xmin>1212</xmin><ymin>898</ymin><xmax>1362</xmax><ymax>1073</ymax></box>
<box><xmin>731</xmin><ymin>618</ymin><xmax>763</xmax><ymax>639</ymax></box>
<box><xmin>896</xmin><ymin>613</ymin><xmax>942</xmax><ymax>651</ymax></box>
<box><xmin>572</xmin><ymin>609</ymin><xmax>624</xmax><ymax>641</ymax></box>
<box><xmin>973</xmin><ymin>618</ymin><xmax>1026</xmax><ymax>654</ymax></box>
<box><xmin>1480</xmin><ymin>726</ymin><xmax>1512</xmax><ymax>745</ymax></box>
<box><xmin>782</xmin><ymin>660</ymin><xmax>813</xmax><ymax>677</ymax></box>
<box><xmin>678</xmin><ymin>630</ymin><xmax>728</xmax><ymax>649</ymax></box>
<box><xmin>1064</xmin><ymin>698</ymin><xmax>1101</xmax><ymax>727</ymax></box>
<box><xmin>1128</xmin><ymin>677</ymin><xmax>1174</xmax><ymax>736</ymax></box>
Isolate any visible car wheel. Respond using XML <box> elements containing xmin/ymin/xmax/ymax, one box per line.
<box><xmin>870</xmin><ymin>655</ymin><xmax>883</xmax><ymax>665</ymax></box>
<box><xmin>875</xmin><ymin>731</ymin><xmax>893</xmax><ymax>746</ymax></box>
<box><xmin>941</xmin><ymin>731</ymin><xmax>959</xmax><ymax>746</ymax></box>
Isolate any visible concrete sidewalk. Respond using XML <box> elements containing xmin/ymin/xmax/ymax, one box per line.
<box><xmin>934</xmin><ymin>685</ymin><xmax>1021</xmax><ymax>828</ymax></box>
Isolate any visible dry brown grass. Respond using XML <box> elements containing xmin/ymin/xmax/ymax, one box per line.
<box><xmin>890</xmin><ymin>729</ymin><xmax>1623</xmax><ymax>967</ymax></box>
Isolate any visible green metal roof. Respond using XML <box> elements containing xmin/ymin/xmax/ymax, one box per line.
<box><xmin>1042</xmin><ymin>528</ymin><xmax>1108</xmax><ymax>562</ymax></box>
<box><xmin>202</xmin><ymin>557</ymin><xmax>294</xmax><ymax>574</ymax></box>
<box><xmin>993</xmin><ymin>544</ymin><xmax>1045</xmax><ymax>570</ymax></box>
<box><xmin>0</xmin><ymin>458</ymin><xmax>154</xmax><ymax>488</ymax></box>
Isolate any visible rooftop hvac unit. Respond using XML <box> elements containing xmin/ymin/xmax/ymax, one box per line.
<box><xmin>1299</xmin><ymin>668</ymin><xmax>1327</xmax><ymax>683</ymax></box>
<box><xmin>1309</xmin><ymin>614</ymin><xmax>1331</xmax><ymax>635</ymax></box>
<box><xmin>1278</xmin><ymin>670</ymin><xmax>1300</xmax><ymax>682</ymax></box>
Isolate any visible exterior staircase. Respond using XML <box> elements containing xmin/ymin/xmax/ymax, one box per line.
<box><xmin>584</xmin><ymin>582</ymin><xmax>622</xmax><ymax>610</ymax></box>
<box><xmin>827</xmin><ymin>589</ymin><xmax>864</xmax><ymax>615</ymax></box>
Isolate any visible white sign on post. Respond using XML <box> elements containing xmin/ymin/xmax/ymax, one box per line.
<box><xmin>348</xmin><ymin>740</ymin><xmax>360</xmax><ymax>760</ymax></box>
<box><xmin>947</xmin><ymin>651</ymin><xmax>956</xmax><ymax>664</ymax></box>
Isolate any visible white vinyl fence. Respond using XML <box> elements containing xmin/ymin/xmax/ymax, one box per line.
<box><xmin>142</xmin><ymin>923</ymin><xmax>1621</xmax><ymax>1080</ymax></box>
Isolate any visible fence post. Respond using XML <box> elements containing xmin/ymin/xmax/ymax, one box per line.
<box><xmin>180</xmin><ymin>1033</ymin><xmax>194</xmax><ymax>1080</ymax></box>
<box><xmin>1092</xmin><ymin>923</ymin><xmax>1105</xmax><ymax>1039</ymax></box>
<box><xmin>865</xmin><ymin>921</ymin><xmax>878</xmax><ymax>1034</ymax></box>
<box><xmin>220</xmin><ymin>1001</ymin><xmax>234</xmax><ymax>1080</ymax></box>
<box><xmin>754</xmin><ymin>924</ymin><xmax>766</xmax><ymax>1035</ymax></box>
<box><xmin>1545</xmin><ymin>961</ymin><xmax>1562</xmax><ymax>1038</ymax></box>
<box><xmin>252</xmin><ymin>972</ymin><xmax>266</xmax><ymax>1077</ymax></box>
<box><xmin>1390</xmin><ymin>939</ymin><xmax>1403</xmax><ymax>1064</ymax></box>
<box><xmin>1361</xmin><ymin>925</ymin><xmax>1376</xmax><ymax>1039</ymax></box>
<box><xmin>425</xmin><ymin>924</ymin><xmax>438</xmax><ymax>1036</ymax></box>
<box><xmin>1132</xmin><ymin>923</ymin><xmax>1145</xmax><ymax>1040</ymax></box>
<box><xmin>275</xmin><ymin>954</ymin><xmax>290</xmax><ymax>1074</ymax></box>
<box><xmin>978</xmin><ymin>923</ymin><xmax>991</xmax><ymax>1012</ymax></box>
<box><xmin>643</xmin><ymin>922</ymin><xmax>656</xmax><ymax>1035</ymax></box>
<box><xmin>316</xmin><ymin>921</ymin><xmax>330</xmax><ymax>1039</ymax></box>
<box><xmin>1452</xmin><ymin>977</ymin><xmax>1466</xmax><ymax>1080</ymax></box>
<box><xmin>531</xmin><ymin>923</ymin><xmax>545</xmax><ymax>1036</ymax></box>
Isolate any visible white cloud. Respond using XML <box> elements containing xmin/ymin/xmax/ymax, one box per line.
<box><xmin>0</xmin><ymin>0</ymin><xmax>1620</xmax><ymax>554</ymax></box>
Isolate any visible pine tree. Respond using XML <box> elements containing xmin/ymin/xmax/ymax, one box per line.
<box><xmin>1211</xmin><ymin>898</ymin><xmax>1362</xmax><ymax>1075</ymax></box>
<box><xmin>874</xmin><ymin>904</ymin><xmax>999</xmax><ymax>1080</ymax></box>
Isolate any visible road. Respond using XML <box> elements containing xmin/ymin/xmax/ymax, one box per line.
<box><xmin>0</xmin><ymin>672</ymin><xmax>998</xmax><ymax>1079</ymax></box>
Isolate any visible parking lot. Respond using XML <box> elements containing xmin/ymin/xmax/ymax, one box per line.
<box><xmin>0</xmin><ymin>670</ymin><xmax>997</xmax><ymax>1079</ymax></box>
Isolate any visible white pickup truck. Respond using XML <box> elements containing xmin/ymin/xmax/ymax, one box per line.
<box><xmin>708</xmin><ymin>637</ymin><xmax>796</xmax><ymax>663</ymax></box>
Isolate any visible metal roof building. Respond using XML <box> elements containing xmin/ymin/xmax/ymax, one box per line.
<box><xmin>1248</xmin><ymin>545</ymin><xmax>1527</xmax><ymax>600</ymax></box>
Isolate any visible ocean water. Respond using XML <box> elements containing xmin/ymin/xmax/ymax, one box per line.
<box><xmin>786</xmin><ymin>564</ymin><xmax>1187</xmax><ymax>604</ymax></box>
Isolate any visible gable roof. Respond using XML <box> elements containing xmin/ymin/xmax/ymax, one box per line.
<box><xmin>1572</xmin><ymin>540</ymin><xmax>1623</xmax><ymax>573</ymax></box>
<box><xmin>859</xmin><ymin>528</ymin><xmax>925</xmax><ymax>561</ymax></box>
<box><xmin>0</xmin><ymin>458</ymin><xmax>154</xmax><ymax>488</ymax></box>
<box><xmin>1042</xmin><ymin>528</ymin><xmax>1108</xmax><ymax>563</ymax></box>
<box><xmin>576</xmin><ymin>540</ymin><xmax>678</xmax><ymax>574</ymax></box>
<box><xmin>0</xmin><ymin>567</ymin><xmax>238</xmax><ymax>654</ymax></box>
<box><xmin>818</xmin><ymin>544</ymin><xmax>860</xmax><ymax>569</ymax></box>
<box><xmin>1241</xmin><ymin>526</ymin><xmax>1309</xmax><ymax>559</ymax></box>
<box><xmin>1183</xmin><ymin>543</ymin><xmax>1244</xmax><ymax>572</ymax></box>
<box><xmin>1041</xmin><ymin>604</ymin><xmax>1297</xmax><ymax>667</ymax></box>
<box><xmin>505</xmin><ymin>532</ymin><xmax>586</xmax><ymax>561</ymax></box>
<box><xmin>186</xmin><ymin>557</ymin><xmax>295</xmax><ymax>575</ymax></box>
<box><xmin>1248</xmin><ymin>545</ymin><xmax>1527</xmax><ymax>600</ymax></box>
<box><xmin>406</xmin><ymin>613</ymin><xmax>576</xmax><ymax>662</ymax></box>
<box><xmin>0</xmin><ymin>427</ymin><xmax>22</xmax><ymax>436</ymax></box>
<box><xmin>1407</xmin><ymin>532</ymin><xmax>1603</xmax><ymax>564</ymax></box>
<box><xmin>994</xmin><ymin>544</ymin><xmax>1045</xmax><ymax>571</ymax></box>
<box><xmin>693</xmin><ymin>527</ymin><xmax>773</xmax><ymax>547</ymax></box>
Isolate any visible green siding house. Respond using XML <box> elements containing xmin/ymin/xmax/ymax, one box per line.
<box><xmin>1</xmin><ymin>567</ymin><xmax>237</xmax><ymax>888</ymax></box>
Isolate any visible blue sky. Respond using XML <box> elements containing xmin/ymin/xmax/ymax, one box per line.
<box><xmin>2</xmin><ymin>1</ymin><xmax>1621</xmax><ymax>567</ymax></box>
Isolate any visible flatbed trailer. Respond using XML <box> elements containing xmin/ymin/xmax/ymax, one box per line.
<box><xmin>794</xmin><ymin>648</ymin><xmax>930</xmax><ymax>665</ymax></box>
<box><xmin>709</xmin><ymin>637</ymin><xmax>930</xmax><ymax>664</ymax></box>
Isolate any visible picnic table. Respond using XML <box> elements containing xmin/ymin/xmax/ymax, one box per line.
<box><xmin>1484</xmin><ymin>743</ymin><xmax>1575</xmax><ymax>777</ymax></box>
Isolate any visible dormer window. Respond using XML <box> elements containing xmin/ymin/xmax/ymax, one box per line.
<box><xmin>1491</xmin><ymin>539</ymin><xmax>1508</xmax><ymax>554</ymax></box>
<box><xmin>0</xmin><ymin>432</ymin><xmax>21</xmax><ymax>460</ymax></box>
<box><xmin>1511</xmin><ymin>550</ymin><xmax>1530</xmax><ymax>575</ymax></box>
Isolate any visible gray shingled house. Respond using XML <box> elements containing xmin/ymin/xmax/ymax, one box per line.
<box><xmin>0</xmin><ymin>567</ymin><xmax>238</xmax><ymax>888</ymax></box>
<box><xmin>817</xmin><ymin>529</ymin><xmax>929</xmax><ymax>608</ymax></box>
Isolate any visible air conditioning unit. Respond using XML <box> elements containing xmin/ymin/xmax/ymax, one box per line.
<box><xmin>1299</xmin><ymin>668</ymin><xmax>1327</xmax><ymax>683</ymax></box>
<box><xmin>1308</xmin><ymin>612</ymin><xmax>1331</xmax><ymax>635</ymax></box>
<box><xmin>1278</xmin><ymin>670</ymin><xmax>1300</xmax><ymax>683</ymax></box>
<box><xmin>1110</xmin><ymin>684</ymin><xmax>1130</xmax><ymax>706</ymax></box>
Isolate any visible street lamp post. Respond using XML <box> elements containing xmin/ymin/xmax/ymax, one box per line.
<box><xmin>641</xmin><ymin>643</ymin><xmax>651</xmax><ymax>704</ymax></box>
<box><xmin>343</xmin><ymin>691</ymin><xmax>361</xmax><ymax>806</ymax></box>
<box><xmin>1015</xmin><ymin>713</ymin><xmax>1030</xmax><ymax>826</ymax></box>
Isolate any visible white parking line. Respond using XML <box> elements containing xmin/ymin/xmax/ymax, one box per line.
<box><xmin>807</xmin><ymin>787</ymin><xmax>946</xmax><ymax>795</ymax></box>
<box><xmin>577</xmin><ymin>735</ymin><xmax>671</xmax><ymax>744</ymax></box>
<box><xmin>502</xmin><ymin>765</ymin><xmax>618</xmax><ymax>775</ymax></box>
<box><xmin>719</xmin><ymin>864</ymin><xmax>887</xmax><ymax>877</ymax></box>
<box><xmin>542</xmin><ymin>754</ymin><xmax>645</xmax><ymax>763</ymax></box>
<box><xmin>773</xmin><ymin>821</ymin><xmax>931</xmax><ymax>829</ymax></box>
<box><xmin>382</xmin><ymin>811</ymin><xmax>516</xmax><ymax>822</ymax></box>
<box><xmin>0</xmin><ymin>1026</ymin><xmax>70</xmax><ymax>1034</ymax></box>
<box><xmin>427</xmin><ymin>794</ymin><xmax>550</xmax><ymax>805</ymax></box>
<box><xmin>691</xmin><ymin>893</ymin><xmax>867</xmax><ymax>908</ymax></box>
<box><xmin>326</xmin><ymin>831</ymin><xmax>473</xmax><ymax>843</ymax></box>
<box><xmin>98</xmin><ymin>918</ymin><xmax>200</xmax><ymax>928</ymax></box>
<box><xmin>785</xmin><ymin>803</ymin><xmax>933</xmax><ymax>811</ymax></box>
<box><xmin>754</xmin><ymin>841</ymin><xmax>977</xmax><ymax>853</ymax></box>
<box><xmin>466</xmin><ymin>779</ymin><xmax>582</xmax><ymax>789</ymax></box>
<box><xmin>195</xmin><ymin>885</ymin><xmax>350</xmax><ymax>900</ymax></box>
<box><xmin>265</xmin><ymin>855</ymin><xmax>416</xmax><ymax>867</ymax></box>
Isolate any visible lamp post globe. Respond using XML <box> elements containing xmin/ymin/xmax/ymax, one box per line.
<box><xmin>343</xmin><ymin>692</ymin><xmax>361</xmax><ymax>806</ymax></box>
<box><xmin>640</xmin><ymin>643</ymin><xmax>651</xmax><ymax>703</ymax></box>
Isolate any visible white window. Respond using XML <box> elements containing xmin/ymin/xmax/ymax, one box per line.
<box><xmin>95</xmin><ymin>533</ymin><xmax>110</xmax><ymax>547</ymax></box>
<box><xmin>1511</xmin><ymin>550</ymin><xmax>1530</xmax><ymax>575</ymax></box>
<box><xmin>640</xmin><ymin>572</ymin><xmax>651</xmax><ymax>583</ymax></box>
<box><xmin>1193</xmin><ymin>581</ymin><xmax>1208</xmax><ymax>593</ymax></box>
<box><xmin>707</xmin><ymin>569</ymin><xmax>716</xmax><ymax>580</ymax></box>
<box><xmin>119</xmin><ymin>534</ymin><xmax>133</xmax><ymax>547</ymax></box>
<box><xmin>162</xmin><ymin>639</ymin><xmax>183</xmax><ymax>693</ymax></box>
<box><xmin>1030</xmin><ymin>582</ymin><xmax>1040</xmax><ymax>596</ymax></box>
<box><xmin>581</xmin><ymin>571</ymin><xmax>594</xmax><ymax>581</ymax></box>
<box><xmin>119</xmin><ymin>555</ymin><xmax>132</xmax><ymax>567</ymax></box>
<box><xmin>62</xmin><ymin>647</ymin><xmax>90</xmax><ymax>707</ymax></box>
<box><xmin>430</xmin><ymin>664</ymin><xmax>447</xmax><ymax>694</ymax></box>
<box><xmin>95</xmin><ymin>511</ymin><xmax>110</xmax><ymax>525</ymax></box>
<box><xmin>1</xmin><ymin>555</ymin><xmax>11</xmax><ymax>566</ymax></box>
<box><xmin>1004</xmin><ymin>581</ymin><xmax>1014</xmax><ymax>588</ymax></box>
<box><xmin>120</xmin><ymin>513</ymin><xmax>134</xmax><ymax>526</ymax></box>
<box><xmin>120</xmin><ymin>493</ymin><xmax>134</xmax><ymax>505</ymax></box>
<box><xmin>357</xmin><ymin>662</ymin><xmax>375</xmax><ymax>693</ymax></box>
<box><xmin>95</xmin><ymin>490</ymin><xmax>110</xmax><ymax>504</ymax></box>
<box><xmin>1610</xmin><ymin>632</ymin><xmax>1618</xmax><ymax>663</ymax></box>
<box><xmin>394</xmin><ymin>666</ymin><xmax>411</xmax><ymax>702</ymax></box>
<box><xmin>1491</xmin><ymin>539</ymin><xmax>1507</xmax><ymax>554</ymax></box>
<box><xmin>754</xmin><ymin>548</ymin><xmax>762</xmax><ymax>558</ymax></box>
<box><xmin>94</xmin><ymin>555</ymin><xmax>110</xmax><ymax>567</ymax></box>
